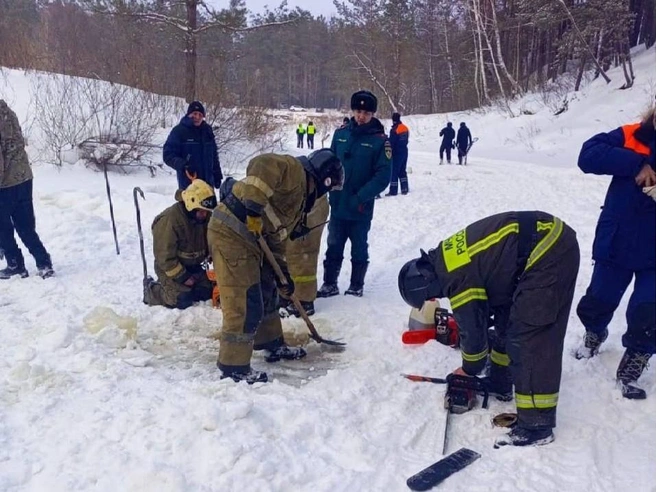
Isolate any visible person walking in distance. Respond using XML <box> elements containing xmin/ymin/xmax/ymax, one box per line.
<box><xmin>456</xmin><ymin>122</ymin><xmax>473</xmax><ymax>165</ymax></box>
<box><xmin>439</xmin><ymin>122</ymin><xmax>455</xmax><ymax>164</ymax></box>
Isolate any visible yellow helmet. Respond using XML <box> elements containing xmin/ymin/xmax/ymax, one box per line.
<box><xmin>181</xmin><ymin>179</ymin><xmax>217</xmax><ymax>212</ymax></box>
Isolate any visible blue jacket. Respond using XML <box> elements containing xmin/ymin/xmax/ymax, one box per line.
<box><xmin>389</xmin><ymin>121</ymin><xmax>409</xmax><ymax>164</ymax></box>
<box><xmin>329</xmin><ymin>118</ymin><xmax>392</xmax><ymax>221</ymax></box>
<box><xmin>578</xmin><ymin>123</ymin><xmax>656</xmax><ymax>270</ymax></box>
<box><xmin>163</xmin><ymin>117</ymin><xmax>222</xmax><ymax>190</ymax></box>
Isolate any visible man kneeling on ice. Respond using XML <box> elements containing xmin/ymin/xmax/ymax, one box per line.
<box><xmin>398</xmin><ymin>211</ymin><xmax>580</xmax><ymax>447</ymax></box>
<box><xmin>143</xmin><ymin>179</ymin><xmax>216</xmax><ymax>309</ymax></box>
<box><xmin>208</xmin><ymin>149</ymin><xmax>344</xmax><ymax>384</ymax></box>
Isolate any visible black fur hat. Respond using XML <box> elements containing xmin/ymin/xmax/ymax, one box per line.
<box><xmin>350</xmin><ymin>91</ymin><xmax>377</xmax><ymax>113</ymax></box>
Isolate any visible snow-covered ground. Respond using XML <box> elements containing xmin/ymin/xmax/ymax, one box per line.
<box><xmin>1</xmin><ymin>47</ymin><xmax>655</xmax><ymax>491</ymax></box>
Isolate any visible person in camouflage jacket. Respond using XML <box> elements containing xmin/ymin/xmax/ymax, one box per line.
<box><xmin>0</xmin><ymin>99</ymin><xmax>53</xmax><ymax>279</ymax></box>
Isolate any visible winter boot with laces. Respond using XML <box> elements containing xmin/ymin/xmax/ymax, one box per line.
<box><xmin>282</xmin><ymin>300</ymin><xmax>315</xmax><ymax>318</ymax></box>
<box><xmin>494</xmin><ymin>426</ymin><xmax>554</xmax><ymax>448</ymax></box>
<box><xmin>575</xmin><ymin>328</ymin><xmax>608</xmax><ymax>359</ymax></box>
<box><xmin>220</xmin><ymin>369</ymin><xmax>268</xmax><ymax>384</ymax></box>
<box><xmin>616</xmin><ymin>349</ymin><xmax>652</xmax><ymax>400</ymax></box>
<box><xmin>265</xmin><ymin>344</ymin><xmax>308</xmax><ymax>363</ymax></box>
<box><xmin>0</xmin><ymin>259</ymin><xmax>29</xmax><ymax>279</ymax></box>
<box><xmin>317</xmin><ymin>283</ymin><xmax>339</xmax><ymax>298</ymax></box>
<box><xmin>37</xmin><ymin>265</ymin><xmax>55</xmax><ymax>279</ymax></box>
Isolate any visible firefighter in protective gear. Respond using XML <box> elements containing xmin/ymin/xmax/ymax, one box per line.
<box><xmin>144</xmin><ymin>179</ymin><xmax>216</xmax><ymax>309</ymax></box>
<box><xmin>575</xmin><ymin>104</ymin><xmax>655</xmax><ymax>400</ymax></box>
<box><xmin>398</xmin><ymin>211</ymin><xmax>580</xmax><ymax>448</ymax></box>
<box><xmin>280</xmin><ymin>194</ymin><xmax>329</xmax><ymax>317</ymax></box>
<box><xmin>208</xmin><ymin>149</ymin><xmax>343</xmax><ymax>384</ymax></box>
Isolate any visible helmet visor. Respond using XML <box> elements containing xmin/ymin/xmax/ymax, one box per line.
<box><xmin>200</xmin><ymin>196</ymin><xmax>217</xmax><ymax>210</ymax></box>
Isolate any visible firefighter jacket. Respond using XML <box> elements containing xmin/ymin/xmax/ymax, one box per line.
<box><xmin>211</xmin><ymin>154</ymin><xmax>307</xmax><ymax>266</ymax></box>
<box><xmin>425</xmin><ymin>211</ymin><xmax>568</xmax><ymax>375</ymax></box>
<box><xmin>0</xmin><ymin>99</ymin><xmax>32</xmax><ymax>189</ymax></box>
<box><xmin>578</xmin><ymin>122</ymin><xmax>655</xmax><ymax>270</ymax></box>
<box><xmin>152</xmin><ymin>197</ymin><xmax>210</xmax><ymax>285</ymax></box>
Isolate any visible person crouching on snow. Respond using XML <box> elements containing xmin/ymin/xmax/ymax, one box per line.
<box><xmin>143</xmin><ymin>179</ymin><xmax>216</xmax><ymax>309</ymax></box>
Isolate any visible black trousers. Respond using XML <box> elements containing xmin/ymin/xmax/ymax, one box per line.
<box><xmin>491</xmin><ymin>224</ymin><xmax>580</xmax><ymax>430</ymax></box>
<box><xmin>506</xmin><ymin>224</ymin><xmax>580</xmax><ymax>430</ymax></box>
<box><xmin>439</xmin><ymin>142</ymin><xmax>452</xmax><ymax>161</ymax></box>
<box><xmin>0</xmin><ymin>180</ymin><xmax>51</xmax><ymax>269</ymax></box>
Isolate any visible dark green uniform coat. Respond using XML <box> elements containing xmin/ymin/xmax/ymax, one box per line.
<box><xmin>424</xmin><ymin>211</ymin><xmax>580</xmax><ymax>430</ymax></box>
<box><xmin>328</xmin><ymin>118</ymin><xmax>391</xmax><ymax>221</ymax></box>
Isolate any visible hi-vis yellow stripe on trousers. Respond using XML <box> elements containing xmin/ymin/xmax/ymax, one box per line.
<box><xmin>515</xmin><ymin>393</ymin><xmax>558</xmax><ymax>409</ymax></box>
<box><xmin>450</xmin><ymin>288</ymin><xmax>488</xmax><ymax>309</ymax></box>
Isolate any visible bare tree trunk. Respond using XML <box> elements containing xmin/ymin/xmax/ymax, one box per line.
<box><xmin>475</xmin><ymin>0</ymin><xmax>510</xmax><ymax>105</ymax></box>
<box><xmin>619</xmin><ymin>40</ymin><xmax>634</xmax><ymax>89</ymax></box>
<box><xmin>488</xmin><ymin>0</ymin><xmax>522</xmax><ymax>94</ymax></box>
<box><xmin>470</xmin><ymin>0</ymin><xmax>489</xmax><ymax>103</ymax></box>
<box><xmin>184</xmin><ymin>0</ymin><xmax>197</xmax><ymax>103</ymax></box>
<box><xmin>574</xmin><ymin>51</ymin><xmax>588</xmax><ymax>91</ymax></box>
<box><xmin>443</xmin><ymin>19</ymin><xmax>455</xmax><ymax>104</ymax></box>
<box><xmin>427</xmin><ymin>36</ymin><xmax>436</xmax><ymax>113</ymax></box>
<box><xmin>352</xmin><ymin>51</ymin><xmax>398</xmax><ymax>111</ymax></box>
<box><xmin>557</xmin><ymin>0</ymin><xmax>611</xmax><ymax>83</ymax></box>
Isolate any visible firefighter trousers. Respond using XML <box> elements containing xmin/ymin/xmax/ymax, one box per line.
<box><xmin>209</xmin><ymin>217</ymin><xmax>285</xmax><ymax>374</ymax></box>
<box><xmin>505</xmin><ymin>225</ymin><xmax>580</xmax><ymax>429</ymax></box>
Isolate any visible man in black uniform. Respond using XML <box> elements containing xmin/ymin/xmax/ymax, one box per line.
<box><xmin>398</xmin><ymin>211</ymin><xmax>580</xmax><ymax>447</ymax></box>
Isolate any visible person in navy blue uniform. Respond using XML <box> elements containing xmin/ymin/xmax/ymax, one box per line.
<box><xmin>456</xmin><ymin>122</ymin><xmax>472</xmax><ymax>165</ymax></box>
<box><xmin>163</xmin><ymin>101</ymin><xmax>223</xmax><ymax>190</ymax></box>
<box><xmin>439</xmin><ymin>122</ymin><xmax>455</xmax><ymax>164</ymax></box>
<box><xmin>575</xmin><ymin>105</ymin><xmax>656</xmax><ymax>400</ymax></box>
<box><xmin>386</xmin><ymin>112</ymin><xmax>409</xmax><ymax>196</ymax></box>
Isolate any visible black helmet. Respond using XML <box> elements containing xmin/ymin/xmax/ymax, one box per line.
<box><xmin>460</xmin><ymin>122</ymin><xmax>466</xmax><ymax>127</ymax></box>
<box><xmin>447</xmin><ymin>122</ymin><xmax>452</xmax><ymax>127</ymax></box>
<box><xmin>398</xmin><ymin>251</ymin><xmax>442</xmax><ymax>309</ymax></box>
<box><xmin>300</xmin><ymin>148</ymin><xmax>344</xmax><ymax>197</ymax></box>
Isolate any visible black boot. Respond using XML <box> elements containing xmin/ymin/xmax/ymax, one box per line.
<box><xmin>265</xmin><ymin>344</ymin><xmax>308</xmax><ymax>363</ymax></box>
<box><xmin>345</xmin><ymin>262</ymin><xmax>368</xmax><ymax>297</ymax></box>
<box><xmin>0</xmin><ymin>258</ymin><xmax>29</xmax><ymax>279</ymax></box>
<box><xmin>220</xmin><ymin>369</ymin><xmax>268</xmax><ymax>384</ymax></box>
<box><xmin>575</xmin><ymin>328</ymin><xmax>608</xmax><ymax>359</ymax></box>
<box><xmin>494</xmin><ymin>427</ymin><xmax>554</xmax><ymax>448</ymax></box>
<box><xmin>317</xmin><ymin>259</ymin><xmax>341</xmax><ymax>298</ymax></box>
<box><xmin>36</xmin><ymin>254</ymin><xmax>54</xmax><ymax>279</ymax></box>
<box><xmin>617</xmin><ymin>349</ymin><xmax>651</xmax><ymax>399</ymax></box>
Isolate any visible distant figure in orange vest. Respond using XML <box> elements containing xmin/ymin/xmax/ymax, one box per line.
<box><xmin>386</xmin><ymin>112</ymin><xmax>409</xmax><ymax>196</ymax></box>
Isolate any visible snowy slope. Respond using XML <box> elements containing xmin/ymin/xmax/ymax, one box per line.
<box><xmin>1</xmin><ymin>47</ymin><xmax>655</xmax><ymax>491</ymax></box>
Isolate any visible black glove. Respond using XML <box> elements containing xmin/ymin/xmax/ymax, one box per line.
<box><xmin>276</xmin><ymin>268</ymin><xmax>295</xmax><ymax>297</ymax></box>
